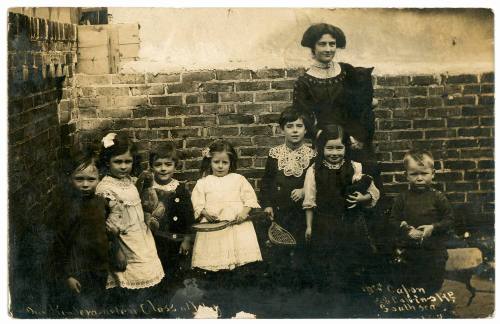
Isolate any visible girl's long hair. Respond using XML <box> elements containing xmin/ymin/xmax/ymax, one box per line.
<box><xmin>314</xmin><ymin>124</ymin><xmax>351</xmax><ymax>174</ymax></box>
<box><xmin>199</xmin><ymin>140</ymin><xmax>238</xmax><ymax>177</ymax></box>
<box><xmin>98</xmin><ymin>133</ymin><xmax>142</xmax><ymax>177</ymax></box>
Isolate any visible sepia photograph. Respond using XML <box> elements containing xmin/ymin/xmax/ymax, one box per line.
<box><xmin>6</xmin><ymin>3</ymin><xmax>495</xmax><ymax>319</ymax></box>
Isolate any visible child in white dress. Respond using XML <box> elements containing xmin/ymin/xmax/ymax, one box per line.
<box><xmin>95</xmin><ymin>133</ymin><xmax>164</xmax><ymax>303</ymax></box>
<box><xmin>191</xmin><ymin>140</ymin><xmax>262</xmax><ymax>271</ymax></box>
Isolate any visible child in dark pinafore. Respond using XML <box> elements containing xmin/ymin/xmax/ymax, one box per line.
<box><xmin>260</xmin><ymin>107</ymin><xmax>316</xmax><ymax>288</ymax></box>
<box><xmin>389</xmin><ymin>150</ymin><xmax>454</xmax><ymax>294</ymax></box>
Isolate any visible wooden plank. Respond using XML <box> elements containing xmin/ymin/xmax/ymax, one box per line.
<box><xmin>119</xmin><ymin>43</ymin><xmax>140</xmax><ymax>59</ymax></box>
<box><xmin>77</xmin><ymin>58</ymin><xmax>109</xmax><ymax>75</ymax></box>
<box><xmin>78</xmin><ymin>46</ymin><xmax>108</xmax><ymax>59</ymax></box>
<box><xmin>78</xmin><ymin>25</ymin><xmax>108</xmax><ymax>47</ymax></box>
<box><xmin>108</xmin><ymin>25</ymin><xmax>120</xmax><ymax>74</ymax></box>
<box><xmin>117</xmin><ymin>23</ymin><xmax>139</xmax><ymax>45</ymax></box>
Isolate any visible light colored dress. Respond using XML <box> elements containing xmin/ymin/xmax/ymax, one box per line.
<box><xmin>191</xmin><ymin>173</ymin><xmax>262</xmax><ymax>271</ymax></box>
<box><xmin>96</xmin><ymin>175</ymin><xmax>165</xmax><ymax>289</ymax></box>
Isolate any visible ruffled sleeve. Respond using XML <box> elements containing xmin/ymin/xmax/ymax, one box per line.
<box><xmin>191</xmin><ymin>178</ymin><xmax>206</xmax><ymax>220</ymax></box>
<box><xmin>302</xmin><ymin>165</ymin><xmax>317</xmax><ymax>209</ymax></box>
<box><xmin>240</xmin><ymin>175</ymin><xmax>260</xmax><ymax>209</ymax></box>
<box><xmin>96</xmin><ymin>188</ymin><xmax>128</xmax><ymax>233</ymax></box>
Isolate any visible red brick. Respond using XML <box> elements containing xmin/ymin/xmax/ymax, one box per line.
<box><xmin>237</xmin><ymin>103</ymin><xmax>271</xmax><ymax>114</ymax></box>
<box><xmin>113</xmin><ymin>119</ymin><xmax>146</xmax><ymax>129</ymax></box>
<box><xmin>112</xmin><ymin>74</ymin><xmax>145</xmax><ymax>84</ymax></box>
<box><xmin>445</xmin><ymin>192</ymin><xmax>466</xmax><ymax>203</ymax></box>
<box><xmin>444</xmin><ymin>95</ymin><xmax>476</xmax><ymax>106</ymax></box>
<box><xmin>427</xmin><ymin>107</ymin><xmax>461</xmax><ymax>118</ymax></box>
<box><xmin>464</xmin><ymin>170</ymin><xmax>494</xmax><ymax>181</ymax></box>
<box><xmin>428</xmin><ymin>86</ymin><xmax>445</xmax><ymax>96</ymax></box>
<box><xmin>218</xmin><ymin>114</ymin><xmax>254</xmax><ymax>125</ymax></box>
<box><xmin>133</xmin><ymin>107</ymin><xmax>167</xmax><ymax>118</ymax></box>
<box><xmin>170</xmin><ymin>128</ymin><xmax>200</xmax><ymax>138</ymax></box>
<box><xmin>463</xmin><ymin>84</ymin><xmax>481</xmax><ymax>95</ymax></box>
<box><xmin>78</xmin><ymin>119</ymin><xmax>113</xmax><ymax>130</ymax></box>
<box><xmin>446</xmin><ymin>182</ymin><xmax>478</xmax><ymax>192</ymax></box>
<box><xmin>446</xmin><ymin>139</ymin><xmax>478</xmax><ymax>149</ymax></box>
<box><xmin>410</xmin><ymin>75</ymin><xmax>438</xmax><ymax>86</ymax></box>
<box><xmin>376</xmin><ymin>75</ymin><xmax>410</xmax><ymax>86</ymax></box>
<box><xmin>186</xmin><ymin>138</ymin><xmax>216</xmax><ymax>148</ymax></box>
<box><xmin>468</xmin><ymin>192</ymin><xmax>494</xmax><ymax>203</ymax></box>
<box><xmin>134</xmin><ymin>130</ymin><xmax>158</xmax><ymax>140</ymax></box>
<box><xmin>373</xmin><ymin>109</ymin><xmax>392</xmax><ymax>118</ymax></box>
<box><xmin>131</xmin><ymin>84</ymin><xmax>165</xmax><ymax>96</ymax></box>
<box><xmin>379</xmin><ymin>98</ymin><xmax>409</xmax><ymax>109</ymax></box>
<box><xmin>409</xmin><ymin>97</ymin><xmax>443</xmax><ymax>108</ymax></box>
<box><xmin>384</xmin><ymin>183</ymin><xmax>410</xmax><ymax>194</ymax></box>
<box><xmin>168</xmin><ymin>106</ymin><xmax>201</xmax><ymax>116</ymax></box>
<box><xmin>239</xmin><ymin>147</ymin><xmax>270</xmax><ymax>157</ymax></box>
<box><xmin>373</xmin><ymin>132</ymin><xmax>390</xmax><ymax>141</ymax></box>
<box><xmin>479</xmin><ymin>138</ymin><xmax>493</xmax><ymax>148</ymax></box>
<box><xmin>78</xmin><ymin>97</ymin><xmax>108</xmax><ymax>108</ymax></box>
<box><xmin>184</xmin><ymin>159</ymin><xmax>202</xmax><ymax>170</ymax></box>
<box><xmin>434</xmin><ymin>171</ymin><xmax>463</xmax><ymax>182</ymax></box>
<box><xmin>216</xmin><ymin>70</ymin><xmax>252</xmax><ymax>81</ymax></box>
<box><xmin>447</xmin><ymin>117</ymin><xmax>479</xmax><ymax>127</ymax></box>
<box><xmin>96</xmin><ymin>86</ymin><xmax>130</xmax><ymax>96</ymax></box>
<box><xmin>175</xmin><ymin>169</ymin><xmax>200</xmax><ymax>181</ymax></box>
<box><xmin>480</xmin><ymin>72</ymin><xmax>494</xmax><ymax>83</ymax></box>
<box><xmin>458</xmin><ymin>128</ymin><xmax>491</xmax><ymax>138</ymax></box>
<box><xmin>376</xmin><ymin>140</ymin><xmax>412</xmax><ymax>152</ymax></box>
<box><xmin>184</xmin><ymin>116</ymin><xmax>217</xmax><ymax>127</ymax></box>
<box><xmin>182</xmin><ymin>71</ymin><xmax>216</xmax><ymax>83</ymax></box>
<box><xmin>150</xmin><ymin>95</ymin><xmax>183</xmax><ymax>106</ymax></box>
<box><xmin>79</xmin><ymin>87</ymin><xmax>97</xmax><ymax>97</ymax></box>
<box><xmin>462</xmin><ymin>105</ymin><xmax>493</xmax><ymax>116</ymax></box>
<box><xmin>255</xmin><ymin>91</ymin><xmax>290</xmax><ymax>102</ymax></box>
<box><xmin>236</xmin><ymin>81</ymin><xmax>270</xmax><ymax>91</ymax></box>
<box><xmin>425</xmin><ymin>129</ymin><xmax>457</xmax><ymax>139</ymax></box>
<box><xmin>480</xmin><ymin>84</ymin><xmax>494</xmax><ymax>94</ymax></box>
<box><xmin>460</xmin><ymin>148</ymin><xmax>493</xmax><ymax>159</ymax></box>
<box><xmin>271</xmin><ymin>103</ymin><xmax>290</xmax><ymax>113</ymax></box>
<box><xmin>271</xmin><ymin>80</ymin><xmax>295</xmax><ymax>90</ymax></box>
<box><xmin>413</xmin><ymin>119</ymin><xmax>445</xmax><ymax>128</ymax></box>
<box><xmin>378</xmin><ymin>120</ymin><xmax>412</xmax><ymax>130</ymax></box>
<box><xmin>146</xmin><ymin>73</ymin><xmax>180</xmax><ymax>83</ymax></box>
<box><xmin>479</xmin><ymin>182</ymin><xmax>494</xmax><ymax>192</ymax></box>
<box><xmin>199</xmin><ymin>82</ymin><xmax>234</xmax><ymax>92</ymax></box>
<box><xmin>480</xmin><ymin>117</ymin><xmax>494</xmax><ymax>126</ymax></box>
<box><xmin>251</xmin><ymin>69</ymin><xmax>285</xmax><ymax>79</ymax></box>
<box><xmin>186</xmin><ymin>93</ymin><xmax>218</xmax><ymax>104</ymax></box>
<box><xmin>238</xmin><ymin>157</ymin><xmax>253</xmax><ymax>168</ymax></box>
<box><xmin>392</xmin><ymin>108</ymin><xmax>426</xmax><ymax>118</ymax></box>
<box><xmin>258</xmin><ymin>113</ymin><xmax>281</xmax><ymax>124</ymax></box>
<box><xmin>444</xmin><ymin>74</ymin><xmax>478</xmax><ymax>84</ymax></box>
<box><xmin>112</xmin><ymin>96</ymin><xmax>148</xmax><ymax>107</ymax></box>
<box><xmin>219</xmin><ymin>93</ymin><xmax>253</xmax><ymax>103</ymax></box>
<box><xmin>98</xmin><ymin>109</ymin><xmax>132</xmax><ymax>118</ymax></box>
<box><xmin>148</xmin><ymin>118</ymin><xmax>182</xmax><ymax>128</ymax></box>
<box><xmin>240</xmin><ymin>125</ymin><xmax>273</xmax><ymax>136</ymax></box>
<box><xmin>76</xmin><ymin>74</ymin><xmax>111</xmax><ymax>87</ymax></box>
<box><xmin>167</xmin><ymin>82</ymin><xmax>197</xmax><ymax>94</ymax></box>
<box><xmin>225</xmin><ymin>137</ymin><xmax>253</xmax><ymax>147</ymax></box>
<box><xmin>478</xmin><ymin>95</ymin><xmax>494</xmax><ymax>105</ymax></box>
<box><xmin>374</xmin><ymin>88</ymin><xmax>395</xmax><ymax>98</ymax></box>
<box><xmin>444</xmin><ymin>160</ymin><xmax>476</xmax><ymax>170</ymax></box>
<box><xmin>207</xmin><ymin>127</ymin><xmax>239</xmax><ymax>136</ymax></box>
<box><xmin>202</xmin><ymin>104</ymin><xmax>235</xmax><ymax>114</ymax></box>
<box><xmin>254</xmin><ymin>136</ymin><xmax>285</xmax><ymax>146</ymax></box>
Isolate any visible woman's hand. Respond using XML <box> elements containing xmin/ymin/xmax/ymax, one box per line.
<box><xmin>291</xmin><ymin>188</ymin><xmax>305</xmax><ymax>202</ymax></box>
<box><xmin>200</xmin><ymin>209</ymin><xmax>218</xmax><ymax>223</ymax></box>
<box><xmin>235</xmin><ymin>211</ymin><xmax>249</xmax><ymax>224</ymax></box>
<box><xmin>264</xmin><ymin>207</ymin><xmax>274</xmax><ymax>221</ymax></box>
<box><xmin>408</xmin><ymin>228</ymin><xmax>423</xmax><ymax>240</ymax></box>
<box><xmin>179</xmin><ymin>238</ymin><xmax>191</xmax><ymax>255</ymax></box>
<box><xmin>67</xmin><ymin>277</ymin><xmax>81</xmax><ymax>294</ymax></box>
<box><xmin>417</xmin><ymin>225</ymin><xmax>434</xmax><ymax>239</ymax></box>
<box><xmin>305</xmin><ymin>227</ymin><xmax>312</xmax><ymax>242</ymax></box>
<box><xmin>346</xmin><ymin>191</ymin><xmax>372</xmax><ymax>206</ymax></box>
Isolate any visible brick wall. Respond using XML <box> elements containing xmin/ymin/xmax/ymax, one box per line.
<box><xmin>74</xmin><ymin>69</ymin><xmax>494</xmax><ymax>231</ymax></box>
<box><xmin>8</xmin><ymin>12</ymin><xmax>78</xmax><ymax>314</ymax></box>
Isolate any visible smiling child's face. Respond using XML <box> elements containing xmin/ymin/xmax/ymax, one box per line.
<box><xmin>323</xmin><ymin>138</ymin><xmax>345</xmax><ymax>164</ymax></box>
<box><xmin>152</xmin><ymin>158</ymin><xmax>176</xmax><ymax>185</ymax></box>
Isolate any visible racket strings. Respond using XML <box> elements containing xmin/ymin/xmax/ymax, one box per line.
<box><xmin>268</xmin><ymin>222</ymin><xmax>296</xmax><ymax>245</ymax></box>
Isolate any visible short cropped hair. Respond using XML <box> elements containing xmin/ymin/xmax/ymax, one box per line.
<box><xmin>149</xmin><ymin>142</ymin><xmax>180</xmax><ymax>167</ymax></box>
<box><xmin>403</xmin><ymin>150</ymin><xmax>435</xmax><ymax>169</ymax></box>
<box><xmin>301</xmin><ymin>23</ymin><xmax>347</xmax><ymax>50</ymax></box>
<box><xmin>278</xmin><ymin>106</ymin><xmax>313</xmax><ymax>133</ymax></box>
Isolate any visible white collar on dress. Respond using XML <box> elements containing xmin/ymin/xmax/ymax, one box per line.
<box><xmin>306</xmin><ymin>61</ymin><xmax>341</xmax><ymax>79</ymax></box>
<box><xmin>269</xmin><ymin>144</ymin><xmax>316</xmax><ymax>177</ymax></box>
<box><xmin>322</xmin><ymin>159</ymin><xmax>345</xmax><ymax>170</ymax></box>
<box><xmin>153</xmin><ymin>178</ymin><xmax>180</xmax><ymax>192</ymax></box>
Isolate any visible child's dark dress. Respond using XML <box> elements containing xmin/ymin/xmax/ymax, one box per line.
<box><xmin>152</xmin><ymin>179</ymin><xmax>194</xmax><ymax>289</ymax></box>
<box><xmin>303</xmin><ymin>160</ymin><xmax>380</xmax><ymax>292</ymax></box>
<box><xmin>260</xmin><ymin>144</ymin><xmax>316</xmax><ymax>287</ymax></box>
<box><xmin>389</xmin><ymin>187</ymin><xmax>454</xmax><ymax>294</ymax></box>
<box><xmin>54</xmin><ymin>190</ymin><xmax>110</xmax><ymax>309</ymax></box>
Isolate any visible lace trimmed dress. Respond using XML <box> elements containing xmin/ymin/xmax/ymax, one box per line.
<box><xmin>96</xmin><ymin>176</ymin><xmax>164</xmax><ymax>289</ymax></box>
<box><xmin>191</xmin><ymin>173</ymin><xmax>262</xmax><ymax>271</ymax></box>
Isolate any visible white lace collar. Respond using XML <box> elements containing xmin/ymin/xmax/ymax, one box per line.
<box><xmin>101</xmin><ymin>175</ymin><xmax>136</xmax><ymax>188</ymax></box>
<box><xmin>307</xmin><ymin>61</ymin><xmax>341</xmax><ymax>79</ymax></box>
<box><xmin>269</xmin><ymin>144</ymin><xmax>316</xmax><ymax>177</ymax></box>
<box><xmin>322</xmin><ymin>159</ymin><xmax>345</xmax><ymax>170</ymax></box>
<box><xmin>153</xmin><ymin>178</ymin><xmax>180</xmax><ymax>192</ymax></box>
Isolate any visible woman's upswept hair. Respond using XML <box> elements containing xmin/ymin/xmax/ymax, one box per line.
<box><xmin>301</xmin><ymin>23</ymin><xmax>347</xmax><ymax>51</ymax></box>
<box><xmin>314</xmin><ymin>124</ymin><xmax>350</xmax><ymax>173</ymax></box>
<box><xmin>98</xmin><ymin>133</ymin><xmax>142</xmax><ymax>177</ymax></box>
<box><xmin>199</xmin><ymin>139</ymin><xmax>238</xmax><ymax>177</ymax></box>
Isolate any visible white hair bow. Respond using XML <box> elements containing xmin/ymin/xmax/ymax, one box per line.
<box><xmin>102</xmin><ymin>133</ymin><xmax>117</xmax><ymax>148</ymax></box>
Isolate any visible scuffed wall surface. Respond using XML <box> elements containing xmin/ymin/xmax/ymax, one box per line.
<box><xmin>108</xmin><ymin>8</ymin><xmax>493</xmax><ymax>75</ymax></box>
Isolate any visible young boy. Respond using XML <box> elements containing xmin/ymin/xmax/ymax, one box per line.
<box><xmin>148</xmin><ymin>143</ymin><xmax>194</xmax><ymax>289</ymax></box>
<box><xmin>260</xmin><ymin>106</ymin><xmax>316</xmax><ymax>289</ymax></box>
<box><xmin>390</xmin><ymin>150</ymin><xmax>454</xmax><ymax>294</ymax></box>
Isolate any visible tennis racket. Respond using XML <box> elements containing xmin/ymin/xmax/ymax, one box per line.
<box><xmin>192</xmin><ymin>214</ymin><xmax>258</xmax><ymax>232</ymax></box>
<box><xmin>268</xmin><ymin>221</ymin><xmax>296</xmax><ymax>246</ymax></box>
<box><xmin>153</xmin><ymin>230</ymin><xmax>191</xmax><ymax>242</ymax></box>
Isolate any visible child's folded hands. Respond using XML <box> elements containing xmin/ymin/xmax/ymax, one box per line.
<box><xmin>417</xmin><ymin>224</ymin><xmax>434</xmax><ymax>238</ymax></box>
<box><xmin>408</xmin><ymin>228</ymin><xmax>423</xmax><ymax>240</ymax></box>
<box><xmin>346</xmin><ymin>191</ymin><xmax>372</xmax><ymax>207</ymax></box>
